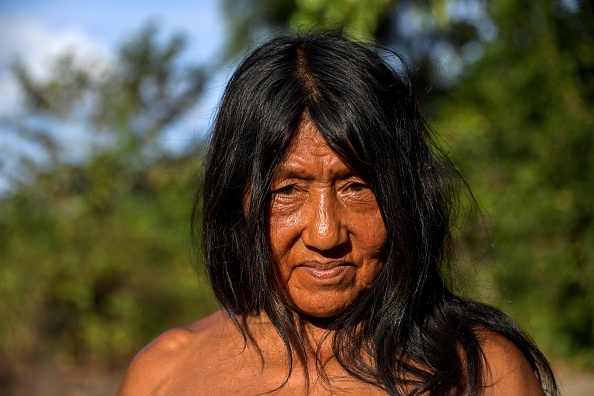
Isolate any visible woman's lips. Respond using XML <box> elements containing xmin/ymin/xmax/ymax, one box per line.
<box><xmin>298</xmin><ymin>262</ymin><xmax>349</xmax><ymax>280</ymax></box>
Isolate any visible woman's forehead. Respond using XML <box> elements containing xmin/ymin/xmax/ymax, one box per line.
<box><xmin>273</xmin><ymin>123</ymin><xmax>362</xmax><ymax>180</ymax></box>
<box><xmin>285</xmin><ymin>123</ymin><xmax>328</xmax><ymax>154</ymax></box>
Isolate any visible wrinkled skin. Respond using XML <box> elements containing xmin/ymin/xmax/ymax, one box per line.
<box><xmin>268</xmin><ymin>123</ymin><xmax>387</xmax><ymax>317</ymax></box>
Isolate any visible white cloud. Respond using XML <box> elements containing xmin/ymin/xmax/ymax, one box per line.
<box><xmin>0</xmin><ymin>16</ymin><xmax>117</xmax><ymax>194</ymax></box>
<box><xmin>0</xmin><ymin>16</ymin><xmax>114</xmax><ymax>116</ymax></box>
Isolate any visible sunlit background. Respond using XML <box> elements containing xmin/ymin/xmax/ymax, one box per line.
<box><xmin>1</xmin><ymin>0</ymin><xmax>592</xmax><ymax>394</ymax></box>
<box><xmin>1</xmin><ymin>0</ymin><xmax>227</xmax><ymax>192</ymax></box>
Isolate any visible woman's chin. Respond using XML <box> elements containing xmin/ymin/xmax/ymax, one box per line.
<box><xmin>290</xmin><ymin>297</ymin><xmax>353</xmax><ymax>319</ymax></box>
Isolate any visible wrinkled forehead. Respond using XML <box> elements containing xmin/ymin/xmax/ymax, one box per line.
<box><xmin>273</xmin><ymin>123</ymin><xmax>348</xmax><ymax>176</ymax></box>
<box><xmin>273</xmin><ymin>118</ymin><xmax>365</xmax><ymax>181</ymax></box>
<box><xmin>282</xmin><ymin>121</ymin><xmax>328</xmax><ymax>157</ymax></box>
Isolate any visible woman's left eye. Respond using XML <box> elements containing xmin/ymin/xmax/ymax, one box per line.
<box><xmin>347</xmin><ymin>182</ymin><xmax>368</xmax><ymax>192</ymax></box>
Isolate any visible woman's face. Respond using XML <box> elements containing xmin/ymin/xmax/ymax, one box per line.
<box><xmin>268</xmin><ymin>123</ymin><xmax>387</xmax><ymax>317</ymax></box>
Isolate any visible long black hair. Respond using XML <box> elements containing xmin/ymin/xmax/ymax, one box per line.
<box><xmin>195</xmin><ymin>31</ymin><xmax>557</xmax><ymax>395</ymax></box>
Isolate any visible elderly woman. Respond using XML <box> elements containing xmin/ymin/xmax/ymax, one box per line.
<box><xmin>117</xmin><ymin>32</ymin><xmax>557</xmax><ymax>395</ymax></box>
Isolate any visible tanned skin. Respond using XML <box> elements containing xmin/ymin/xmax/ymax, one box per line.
<box><xmin>117</xmin><ymin>126</ymin><xmax>545</xmax><ymax>395</ymax></box>
<box><xmin>117</xmin><ymin>310</ymin><xmax>544</xmax><ymax>395</ymax></box>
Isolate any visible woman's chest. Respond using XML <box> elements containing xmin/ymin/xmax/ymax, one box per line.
<box><xmin>167</xmin><ymin>348</ymin><xmax>388</xmax><ymax>395</ymax></box>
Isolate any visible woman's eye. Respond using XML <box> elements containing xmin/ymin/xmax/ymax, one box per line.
<box><xmin>274</xmin><ymin>185</ymin><xmax>297</xmax><ymax>195</ymax></box>
<box><xmin>347</xmin><ymin>182</ymin><xmax>367</xmax><ymax>192</ymax></box>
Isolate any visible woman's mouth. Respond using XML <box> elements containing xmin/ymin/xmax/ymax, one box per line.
<box><xmin>298</xmin><ymin>262</ymin><xmax>349</xmax><ymax>280</ymax></box>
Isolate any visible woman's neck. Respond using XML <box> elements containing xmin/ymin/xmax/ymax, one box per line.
<box><xmin>243</xmin><ymin>310</ymin><xmax>338</xmax><ymax>362</ymax></box>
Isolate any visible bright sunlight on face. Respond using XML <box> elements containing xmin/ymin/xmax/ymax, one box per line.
<box><xmin>267</xmin><ymin>123</ymin><xmax>387</xmax><ymax>318</ymax></box>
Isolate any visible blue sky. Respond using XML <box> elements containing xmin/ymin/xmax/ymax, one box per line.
<box><xmin>0</xmin><ymin>0</ymin><xmax>223</xmax><ymax>51</ymax></box>
<box><xmin>0</xmin><ymin>0</ymin><xmax>229</xmax><ymax>191</ymax></box>
<box><xmin>0</xmin><ymin>0</ymin><xmax>225</xmax><ymax>58</ymax></box>
<box><xmin>0</xmin><ymin>0</ymin><xmax>228</xmax><ymax>118</ymax></box>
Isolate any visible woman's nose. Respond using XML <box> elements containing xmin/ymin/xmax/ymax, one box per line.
<box><xmin>301</xmin><ymin>192</ymin><xmax>348</xmax><ymax>251</ymax></box>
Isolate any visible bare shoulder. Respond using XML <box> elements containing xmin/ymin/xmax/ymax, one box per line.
<box><xmin>116</xmin><ymin>310</ymin><xmax>235</xmax><ymax>395</ymax></box>
<box><xmin>477</xmin><ymin>330</ymin><xmax>545</xmax><ymax>395</ymax></box>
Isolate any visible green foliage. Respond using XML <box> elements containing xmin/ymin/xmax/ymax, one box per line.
<box><xmin>288</xmin><ymin>0</ymin><xmax>394</xmax><ymax>40</ymax></box>
<box><xmin>222</xmin><ymin>0</ymin><xmax>397</xmax><ymax>58</ymax></box>
<box><xmin>0</xmin><ymin>155</ymin><xmax>217</xmax><ymax>365</ymax></box>
<box><xmin>433</xmin><ymin>0</ymin><xmax>594</xmax><ymax>367</ymax></box>
<box><xmin>8</xmin><ymin>22</ymin><xmax>205</xmax><ymax>170</ymax></box>
<box><xmin>0</xmin><ymin>24</ymin><xmax>217</xmax><ymax>367</ymax></box>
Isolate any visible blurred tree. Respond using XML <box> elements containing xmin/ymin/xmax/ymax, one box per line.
<box><xmin>7</xmin><ymin>22</ymin><xmax>205</xmax><ymax>178</ymax></box>
<box><xmin>222</xmin><ymin>0</ymin><xmax>497</xmax><ymax>102</ymax></box>
<box><xmin>222</xmin><ymin>0</ymin><xmax>394</xmax><ymax>56</ymax></box>
<box><xmin>0</xmin><ymin>23</ymin><xmax>217</xmax><ymax>372</ymax></box>
<box><xmin>433</xmin><ymin>0</ymin><xmax>594</xmax><ymax>366</ymax></box>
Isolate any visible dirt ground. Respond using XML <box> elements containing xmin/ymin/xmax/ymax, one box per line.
<box><xmin>3</xmin><ymin>361</ymin><xmax>593</xmax><ymax>395</ymax></box>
